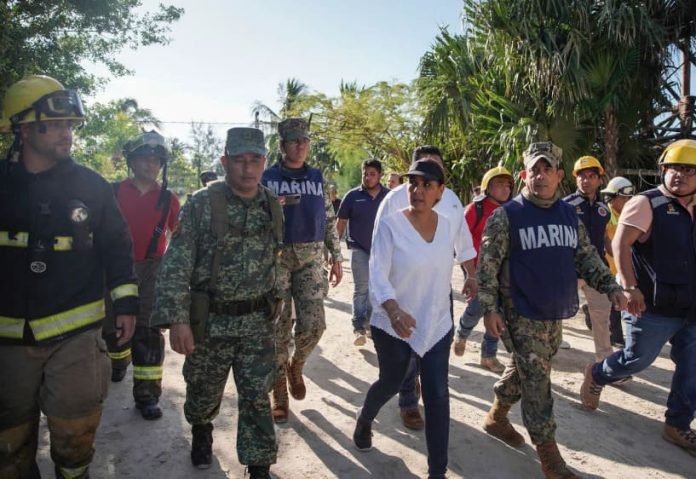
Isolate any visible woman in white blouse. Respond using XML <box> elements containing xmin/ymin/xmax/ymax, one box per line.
<box><xmin>353</xmin><ymin>159</ymin><xmax>463</xmax><ymax>479</ymax></box>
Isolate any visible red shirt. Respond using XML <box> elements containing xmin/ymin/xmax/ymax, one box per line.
<box><xmin>116</xmin><ymin>178</ymin><xmax>181</xmax><ymax>261</ymax></box>
<box><xmin>464</xmin><ymin>196</ymin><xmax>501</xmax><ymax>265</ymax></box>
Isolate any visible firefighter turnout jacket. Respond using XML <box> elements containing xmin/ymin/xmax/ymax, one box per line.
<box><xmin>0</xmin><ymin>158</ymin><xmax>138</xmax><ymax>345</ymax></box>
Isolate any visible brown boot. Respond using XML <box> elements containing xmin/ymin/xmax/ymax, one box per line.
<box><xmin>287</xmin><ymin>358</ymin><xmax>306</xmax><ymax>400</ymax></box>
<box><xmin>483</xmin><ymin>398</ymin><xmax>525</xmax><ymax>447</ymax></box>
<box><xmin>536</xmin><ymin>441</ymin><xmax>579</xmax><ymax>479</ymax></box>
<box><xmin>271</xmin><ymin>370</ymin><xmax>289</xmax><ymax>424</ymax></box>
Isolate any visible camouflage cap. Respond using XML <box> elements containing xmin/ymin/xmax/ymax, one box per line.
<box><xmin>278</xmin><ymin>117</ymin><xmax>310</xmax><ymax>141</ymax></box>
<box><xmin>225</xmin><ymin>127</ymin><xmax>267</xmax><ymax>157</ymax></box>
<box><xmin>523</xmin><ymin>142</ymin><xmax>563</xmax><ymax>170</ymax></box>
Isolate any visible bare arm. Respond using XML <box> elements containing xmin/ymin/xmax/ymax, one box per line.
<box><xmin>336</xmin><ymin>218</ymin><xmax>348</xmax><ymax>240</ymax></box>
<box><xmin>612</xmin><ymin>223</ymin><xmax>646</xmax><ymax>316</ymax></box>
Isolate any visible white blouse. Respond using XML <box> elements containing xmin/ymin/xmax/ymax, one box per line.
<box><xmin>369</xmin><ymin>210</ymin><xmax>457</xmax><ymax>356</ymax></box>
<box><xmin>373</xmin><ymin>183</ymin><xmax>476</xmax><ymax>264</ymax></box>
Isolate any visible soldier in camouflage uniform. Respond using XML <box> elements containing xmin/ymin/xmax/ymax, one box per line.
<box><xmin>261</xmin><ymin>118</ymin><xmax>343</xmax><ymax>424</ymax></box>
<box><xmin>478</xmin><ymin>142</ymin><xmax>626</xmax><ymax>479</ymax></box>
<box><xmin>151</xmin><ymin>128</ymin><xmax>282</xmax><ymax>479</ymax></box>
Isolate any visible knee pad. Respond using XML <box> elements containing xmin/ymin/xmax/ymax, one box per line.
<box><xmin>0</xmin><ymin>420</ymin><xmax>40</xmax><ymax>479</ymax></box>
<box><xmin>132</xmin><ymin>327</ymin><xmax>164</xmax><ymax>366</ymax></box>
<box><xmin>47</xmin><ymin>410</ymin><xmax>101</xmax><ymax>471</ymax></box>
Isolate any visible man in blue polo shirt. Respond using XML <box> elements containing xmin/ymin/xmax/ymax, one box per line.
<box><xmin>336</xmin><ymin>159</ymin><xmax>390</xmax><ymax>346</ymax></box>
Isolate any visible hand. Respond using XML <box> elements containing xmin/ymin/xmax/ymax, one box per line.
<box><xmin>329</xmin><ymin>259</ymin><xmax>343</xmax><ymax>287</ymax></box>
<box><xmin>623</xmin><ymin>289</ymin><xmax>646</xmax><ymax>317</ymax></box>
<box><xmin>170</xmin><ymin>324</ymin><xmax>195</xmax><ymax>355</ymax></box>
<box><xmin>114</xmin><ymin>315</ymin><xmax>136</xmax><ymax>346</ymax></box>
<box><xmin>390</xmin><ymin>309</ymin><xmax>416</xmax><ymax>338</ymax></box>
<box><xmin>461</xmin><ymin>277</ymin><xmax>477</xmax><ymax>302</ymax></box>
<box><xmin>608</xmin><ymin>289</ymin><xmax>628</xmax><ymax>312</ymax></box>
<box><xmin>483</xmin><ymin>312</ymin><xmax>505</xmax><ymax>338</ymax></box>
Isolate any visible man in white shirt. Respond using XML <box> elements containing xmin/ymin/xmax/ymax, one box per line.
<box><xmin>372</xmin><ymin>145</ymin><xmax>477</xmax><ymax>430</ymax></box>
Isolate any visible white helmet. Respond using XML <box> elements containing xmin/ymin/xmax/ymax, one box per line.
<box><xmin>600</xmin><ymin>176</ymin><xmax>634</xmax><ymax>196</ymax></box>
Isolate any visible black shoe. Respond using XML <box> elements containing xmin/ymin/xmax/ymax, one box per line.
<box><xmin>582</xmin><ymin>304</ymin><xmax>592</xmax><ymax>330</ymax></box>
<box><xmin>191</xmin><ymin>423</ymin><xmax>214</xmax><ymax>469</ymax></box>
<box><xmin>135</xmin><ymin>400</ymin><xmax>162</xmax><ymax>420</ymax></box>
<box><xmin>247</xmin><ymin>465</ymin><xmax>272</xmax><ymax>478</ymax></box>
<box><xmin>353</xmin><ymin>410</ymin><xmax>373</xmax><ymax>451</ymax></box>
<box><xmin>111</xmin><ymin>368</ymin><xmax>127</xmax><ymax>382</ymax></box>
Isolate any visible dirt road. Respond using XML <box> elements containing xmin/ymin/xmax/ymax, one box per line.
<box><xmin>36</xmin><ymin>250</ymin><xmax>694</xmax><ymax>478</ymax></box>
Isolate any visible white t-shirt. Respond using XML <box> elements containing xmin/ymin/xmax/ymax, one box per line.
<box><xmin>374</xmin><ymin>183</ymin><xmax>476</xmax><ymax>263</ymax></box>
<box><xmin>369</xmin><ymin>211</ymin><xmax>457</xmax><ymax>356</ymax></box>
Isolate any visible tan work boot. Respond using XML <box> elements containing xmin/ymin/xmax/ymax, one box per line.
<box><xmin>453</xmin><ymin>336</ymin><xmax>467</xmax><ymax>356</ymax></box>
<box><xmin>536</xmin><ymin>441</ymin><xmax>579</xmax><ymax>479</ymax></box>
<box><xmin>400</xmin><ymin>407</ymin><xmax>424</xmax><ymax>431</ymax></box>
<box><xmin>580</xmin><ymin>363</ymin><xmax>603</xmax><ymax>410</ymax></box>
<box><xmin>271</xmin><ymin>371</ymin><xmax>289</xmax><ymax>424</ymax></box>
<box><xmin>287</xmin><ymin>358</ymin><xmax>306</xmax><ymax>400</ymax></box>
<box><xmin>480</xmin><ymin>356</ymin><xmax>505</xmax><ymax>374</ymax></box>
<box><xmin>483</xmin><ymin>398</ymin><xmax>525</xmax><ymax>447</ymax></box>
<box><xmin>662</xmin><ymin>425</ymin><xmax>696</xmax><ymax>456</ymax></box>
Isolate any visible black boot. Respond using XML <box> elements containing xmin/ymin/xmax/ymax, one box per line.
<box><xmin>111</xmin><ymin>367</ymin><xmax>127</xmax><ymax>382</ymax></box>
<box><xmin>247</xmin><ymin>465</ymin><xmax>272</xmax><ymax>478</ymax></box>
<box><xmin>190</xmin><ymin>423</ymin><xmax>214</xmax><ymax>469</ymax></box>
<box><xmin>135</xmin><ymin>400</ymin><xmax>162</xmax><ymax>420</ymax></box>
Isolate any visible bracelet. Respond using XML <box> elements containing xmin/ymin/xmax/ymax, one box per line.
<box><xmin>622</xmin><ymin>285</ymin><xmax>638</xmax><ymax>292</ymax></box>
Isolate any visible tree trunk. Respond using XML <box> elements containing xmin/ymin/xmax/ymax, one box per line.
<box><xmin>604</xmin><ymin>106</ymin><xmax>619</xmax><ymax>177</ymax></box>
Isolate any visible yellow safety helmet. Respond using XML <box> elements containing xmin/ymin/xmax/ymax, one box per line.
<box><xmin>480</xmin><ymin>165</ymin><xmax>513</xmax><ymax>192</ymax></box>
<box><xmin>0</xmin><ymin>75</ymin><xmax>85</xmax><ymax>133</ymax></box>
<box><xmin>572</xmin><ymin>155</ymin><xmax>605</xmax><ymax>176</ymax></box>
<box><xmin>657</xmin><ymin>139</ymin><xmax>696</xmax><ymax>167</ymax></box>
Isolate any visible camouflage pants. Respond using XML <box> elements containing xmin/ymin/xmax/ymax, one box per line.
<box><xmin>495</xmin><ymin>315</ymin><xmax>562</xmax><ymax>445</ymax></box>
<box><xmin>183</xmin><ymin>332</ymin><xmax>277</xmax><ymax>465</ymax></box>
<box><xmin>275</xmin><ymin>243</ymin><xmax>328</xmax><ymax>370</ymax></box>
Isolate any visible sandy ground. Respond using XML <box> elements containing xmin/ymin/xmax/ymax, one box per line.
<box><xmin>36</xmin><ymin>247</ymin><xmax>694</xmax><ymax>478</ymax></box>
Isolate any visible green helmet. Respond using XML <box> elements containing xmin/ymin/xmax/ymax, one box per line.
<box><xmin>123</xmin><ymin>130</ymin><xmax>169</xmax><ymax>163</ymax></box>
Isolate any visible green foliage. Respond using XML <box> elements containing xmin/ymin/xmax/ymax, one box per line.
<box><xmin>188</xmin><ymin>122</ymin><xmax>223</xmax><ymax>184</ymax></box>
<box><xmin>417</xmin><ymin>0</ymin><xmax>695</xmax><ymax>194</ymax></box>
<box><xmin>0</xmin><ymin>0</ymin><xmax>183</xmax><ymax>95</ymax></box>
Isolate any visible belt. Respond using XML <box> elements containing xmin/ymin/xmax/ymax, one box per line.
<box><xmin>209</xmin><ymin>296</ymin><xmax>269</xmax><ymax>316</ymax></box>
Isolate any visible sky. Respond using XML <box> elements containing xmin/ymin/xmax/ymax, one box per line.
<box><xmin>86</xmin><ymin>0</ymin><xmax>465</xmax><ymax>141</ymax></box>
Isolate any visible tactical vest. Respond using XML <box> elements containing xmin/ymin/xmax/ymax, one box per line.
<box><xmin>261</xmin><ymin>162</ymin><xmax>326</xmax><ymax>244</ymax></box>
<box><xmin>564</xmin><ymin>191</ymin><xmax>610</xmax><ymax>262</ymax></box>
<box><xmin>633</xmin><ymin>189</ymin><xmax>696</xmax><ymax>318</ymax></box>
<box><xmin>504</xmin><ymin>195</ymin><xmax>580</xmax><ymax>320</ymax></box>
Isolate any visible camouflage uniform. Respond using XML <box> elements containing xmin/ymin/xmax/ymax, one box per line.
<box><xmin>275</xmin><ymin>196</ymin><xmax>341</xmax><ymax>369</ymax></box>
<box><xmin>267</xmin><ymin>118</ymin><xmax>342</xmax><ymax>372</ymax></box>
<box><xmin>151</xmin><ymin>179</ymin><xmax>281</xmax><ymax>465</ymax></box>
<box><xmin>478</xmin><ymin>190</ymin><xmax>621</xmax><ymax>444</ymax></box>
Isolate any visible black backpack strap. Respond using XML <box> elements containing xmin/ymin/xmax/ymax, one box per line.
<box><xmin>473</xmin><ymin>196</ymin><xmax>486</xmax><ymax>230</ymax></box>
<box><xmin>144</xmin><ymin>189</ymin><xmax>172</xmax><ymax>259</ymax></box>
<box><xmin>112</xmin><ymin>181</ymin><xmax>121</xmax><ymax>197</ymax></box>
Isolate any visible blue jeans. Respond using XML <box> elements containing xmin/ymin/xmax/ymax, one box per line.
<box><xmin>350</xmin><ymin>248</ymin><xmax>371</xmax><ymax>332</ymax></box>
<box><xmin>455</xmin><ymin>295</ymin><xmax>499</xmax><ymax>358</ymax></box>
<box><xmin>360</xmin><ymin>326</ymin><xmax>452</xmax><ymax>476</ymax></box>
<box><xmin>592</xmin><ymin>310</ymin><xmax>696</xmax><ymax>430</ymax></box>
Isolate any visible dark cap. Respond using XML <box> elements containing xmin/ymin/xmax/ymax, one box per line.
<box><xmin>404</xmin><ymin>159</ymin><xmax>445</xmax><ymax>183</ymax></box>
<box><xmin>278</xmin><ymin>118</ymin><xmax>309</xmax><ymax>141</ymax></box>
<box><xmin>225</xmin><ymin>127</ymin><xmax>266</xmax><ymax>157</ymax></box>
<box><xmin>523</xmin><ymin>142</ymin><xmax>562</xmax><ymax>170</ymax></box>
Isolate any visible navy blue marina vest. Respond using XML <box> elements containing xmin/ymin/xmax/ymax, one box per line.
<box><xmin>262</xmin><ymin>162</ymin><xmax>326</xmax><ymax>244</ymax></box>
<box><xmin>504</xmin><ymin>195</ymin><xmax>579</xmax><ymax>320</ymax></box>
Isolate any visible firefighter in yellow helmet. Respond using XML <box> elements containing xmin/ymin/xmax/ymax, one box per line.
<box><xmin>0</xmin><ymin>75</ymin><xmax>138</xmax><ymax>478</ymax></box>
<box><xmin>581</xmin><ymin>139</ymin><xmax>696</xmax><ymax>457</ymax></box>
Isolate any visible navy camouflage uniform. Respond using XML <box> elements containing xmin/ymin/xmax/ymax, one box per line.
<box><xmin>478</xmin><ymin>191</ymin><xmax>621</xmax><ymax>444</ymax></box>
